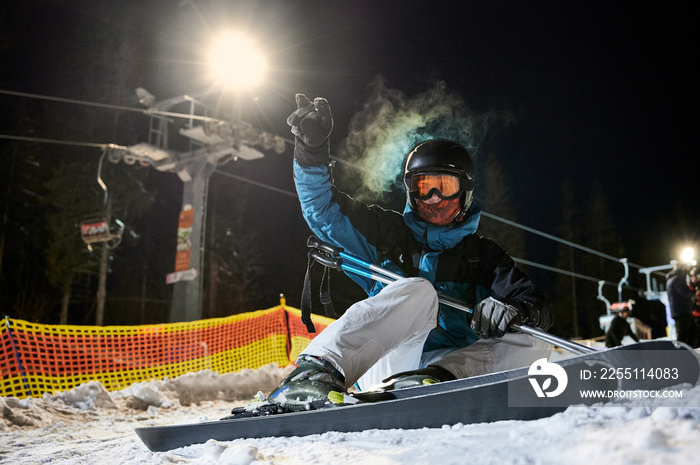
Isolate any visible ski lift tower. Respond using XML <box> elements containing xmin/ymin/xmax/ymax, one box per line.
<box><xmin>126</xmin><ymin>91</ymin><xmax>263</xmax><ymax>323</ymax></box>
<box><xmin>111</xmin><ymin>90</ymin><xmax>285</xmax><ymax>322</ymax></box>
<box><xmin>105</xmin><ymin>33</ymin><xmax>280</xmax><ymax>322</ymax></box>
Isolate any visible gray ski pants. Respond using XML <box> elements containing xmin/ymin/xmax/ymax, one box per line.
<box><xmin>301</xmin><ymin>277</ymin><xmax>551</xmax><ymax>390</ymax></box>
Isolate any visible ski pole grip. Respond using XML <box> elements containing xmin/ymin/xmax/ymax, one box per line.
<box><xmin>307</xmin><ymin>235</ymin><xmax>344</xmax><ymax>256</ymax></box>
<box><xmin>308</xmin><ymin>250</ymin><xmax>343</xmax><ymax>271</ymax></box>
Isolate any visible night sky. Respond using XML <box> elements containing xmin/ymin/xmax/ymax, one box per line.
<box><xmin>1</xmin><ymin>1</ymin><xmax>697</xmax><ymax>323</ymax></box>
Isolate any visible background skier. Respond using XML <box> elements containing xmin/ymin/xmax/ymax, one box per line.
<box><xmin>688</xmin><ymin>266</ymin><xmax>700</xmax><ymax>348</ymax></box>
<box><xmin>666</xmin><ymin>263</ymin><xmax>696</xmax><ymax>346</ymax></box>
<box><xmin>604</xmin><ymin>304</ymin><xmax>639</xmax><ymax>348</ymax></box>
<box><xmin>269</xmin><ymin>94</ymin><xmax>554</xmax><ymax>409</ymax></box>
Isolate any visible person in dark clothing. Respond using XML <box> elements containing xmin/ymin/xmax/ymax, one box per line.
<box><xmin>688</xmin><ymin>266</ymin><xmax>700</xmax><ymax>348</ymax></box>
<box><xmin>605</xmin><ymin>305</ymin><xmax>639</xmax><ymax>348</ymax></box>
<box><xmin>268</xmin><ymin>94</ymin><xmax>554</xmax><ymax>410</ymax></box>
<box><xmin>666</xmin><ymin>263</ymin><xmax>696</xmax><ymax>346</ymax></box>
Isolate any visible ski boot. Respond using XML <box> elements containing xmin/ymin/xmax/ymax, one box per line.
<box><xmin>266</xmin><ymin>354</ymin><xmax>346</xmax><ymax>411</ymax></box>
<box><xmin>380</xmin><ymin>365</ymin><xmax>456</xmax><ymax>390</ymax></box>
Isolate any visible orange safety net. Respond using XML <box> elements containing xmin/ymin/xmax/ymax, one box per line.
<box><xmin>0</xmin><ymin>304</ymin><xmax>334</xmax><ymax>399</ymax></box>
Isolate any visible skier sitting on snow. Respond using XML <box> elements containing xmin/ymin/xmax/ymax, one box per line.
<box><xmin>269</xmin><ymin>94</ymin><xmax>554</xmax><ymax>410</ymax></box>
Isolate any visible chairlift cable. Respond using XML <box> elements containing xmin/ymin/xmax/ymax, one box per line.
<box><xmin>0</xmin><ymin>89</ymin><xmax>660</xmax><ymax>291</ymax></box>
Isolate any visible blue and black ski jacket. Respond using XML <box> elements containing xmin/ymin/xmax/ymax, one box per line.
<box><xmin>294</xmin><ymin>161</ymin><xmax>553</xmax><ymax>352</ymax></box>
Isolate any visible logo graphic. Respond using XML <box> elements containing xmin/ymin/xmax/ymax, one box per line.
<box><xmin>528</xmin><ymin>358</ymin><xmax>568</xmax><ymax>397</ymax></box>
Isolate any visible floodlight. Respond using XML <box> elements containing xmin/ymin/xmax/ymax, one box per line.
<box><xmin>209</xmin><ymin>32</ymin><xmax>266</xmax><ymax>88</ymax></box>
<box><xmin>680</xmin><ymin>247</ymin><xmax>695</xmax><ymax>264</ymax></box>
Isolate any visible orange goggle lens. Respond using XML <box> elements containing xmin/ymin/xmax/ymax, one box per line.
<box><xmin>410</xmin><ymin>174</ymin><xmax>461</xmax><ymax>199</ymax></box>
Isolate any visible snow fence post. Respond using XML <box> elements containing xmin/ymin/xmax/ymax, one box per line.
<box><xmin>4</xmin><ymin>317</ymin><xmax>33</xmax><ymax>397</ymax></box>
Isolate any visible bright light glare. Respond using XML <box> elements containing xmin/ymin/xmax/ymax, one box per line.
<box><xmin>209</xmin><ymin>33</ymin><xmax>266</xmax><ymax>88</ymax></box>
<box><xmin>680</xmin><ymin>247</ymin><xmax>695</xmax><ymax>264</ymax></box>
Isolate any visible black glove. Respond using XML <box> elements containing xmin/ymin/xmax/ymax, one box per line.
<box><xmin>471</xmin><ymin>296</ymin><xmax>526</xmax><ymax>339</ymax></box>
<box><xmin>287</xmin><ymin>93</ymin><xmax>333</xmax><ymax>166</ymax></box>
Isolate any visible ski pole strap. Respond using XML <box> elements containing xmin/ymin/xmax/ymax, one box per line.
<box><xmin>302</xmin><ymin>249</ymin><xmax>345</xmax><ymax>332</ymax></box>
<box><xmin>319</xmin><ymin>266</ymin><xmax>336</xmax><ymax>317</ymax></box>
<box><xmin>300</xmin><ymin>251</ymin><xmax>317</xmax><ymax>333</ymax></box>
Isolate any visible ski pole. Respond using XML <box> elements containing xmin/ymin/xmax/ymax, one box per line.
<box><xmin>513</xmin><ymin>325</ymin><xmax>594</xmax><ymax>354</ymax></box>
<box><xmin>307</xmin><ymin>237</ymin><xmax>595</xmax><ymax>355</ymax></box>
<box><xmin>307</xmin><ymin>236</ymin><xmax>405</xmax><ymax>281</ymax></box>
<box><xmin>308</xmin><ymin>249</ymin><xmax>473</xmax><ymax>314</ymax></box>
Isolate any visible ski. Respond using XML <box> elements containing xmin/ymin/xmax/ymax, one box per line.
<box><xmin>135</xmin><ymin>340</ymin><xmax>700</xmax><ymax>452</ymax></box>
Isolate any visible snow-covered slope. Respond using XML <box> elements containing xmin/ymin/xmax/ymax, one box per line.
<box><xmin>2</xmin><ymin>362</ymin><xmax>700</xmax><ymax>464</ymax></box>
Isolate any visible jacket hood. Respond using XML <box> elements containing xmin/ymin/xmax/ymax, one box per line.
<box><xmin>403</xmin><ymin>201</ymin><xmax>481</xmax><ymax>251</ymax></box>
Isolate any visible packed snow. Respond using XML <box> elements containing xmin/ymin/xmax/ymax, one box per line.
<box><xmin>2</xmin><ymin>357</ymin><xmax>700</xmax><ymax>465</ymax></box>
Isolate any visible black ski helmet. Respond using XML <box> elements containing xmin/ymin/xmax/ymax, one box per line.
<box><xmin>403</xmin><ymin>139</ymin><xmax>475</xmax><ymax>219</ymax></box>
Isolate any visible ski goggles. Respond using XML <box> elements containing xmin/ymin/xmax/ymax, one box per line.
<box><xmin>408</xmin><ymin>173</ymin><xmax>463</xmax><ymax>200</ymax></box>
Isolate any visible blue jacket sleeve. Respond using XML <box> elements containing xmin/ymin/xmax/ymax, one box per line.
<box><xmin>294</xmin><ymin>161</ymin><xmax>409</xmax><ymax>294</ymax></box>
